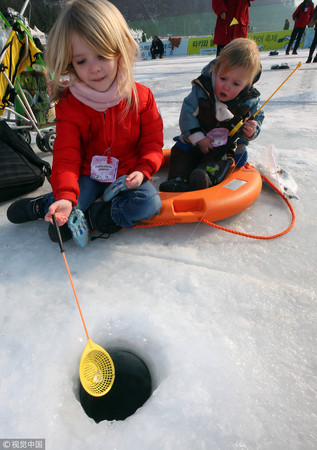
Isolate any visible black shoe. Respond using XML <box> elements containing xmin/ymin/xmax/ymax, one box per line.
<box><xmin>7</xmin><ymin>195</ymin><xmax>46</xmax><ymax>224</ymax></box>
<box><xmin>292</xmin><ymin>51</ymin><xmax>298</xmax><ymax>55</ymax></box>
<box><xmin>285</xmin><ymin>51</ymin><xmax>289</xmax><ymax>55</ymax></box>
<box><xmin>159</xmin><ymin>177</ymin><xmax>192</xmax><ymax>192</ymax></box>
<box><xmin>189</xmin><ymin>168</ymin><xmax>211</xmax><ymax>191</ymax></box>
<box><xmin>306</xmin><ymin>57</ymin><xmax>312</xmax><ymax>63</ymax></box>
<box><xmin>86</xmin><ymin>202</ymin><xmax>121</xmax><ymax>234</ymax></box>
<box><xmin>48</xmin><ymin>223</ymin><xmax>72</xmax><ymax>242</ymax></box>
<box><xmin>313</xmin><ymin>56</ymin><xmax>317</xmax><ymax>63</ymax></box>
<box><xmin>206</xmin><ymin>160</ymin><xmax>233</xmax><ymax>186</ymax></box>
<box><xmin>189</xmin><ymin>160</ymin><xmax>233</xmax><ymax>190</ymax></box>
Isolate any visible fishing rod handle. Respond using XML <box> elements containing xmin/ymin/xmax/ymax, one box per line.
<box><xmin>52</xmin><ymin>214</ymin><xmax>65</xmax><ymax>253</ymax></box>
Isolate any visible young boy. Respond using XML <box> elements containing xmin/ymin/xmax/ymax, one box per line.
<box><xmin>160</xmin><ymin>38</ymin><xmax>264</xmax><ymax>192</ymax></box>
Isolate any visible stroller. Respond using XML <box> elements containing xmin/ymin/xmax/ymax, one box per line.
<box><xmin>0</xmin><ymin>1</ymin><xmax>56</xmax><ymax>152</ymax></box>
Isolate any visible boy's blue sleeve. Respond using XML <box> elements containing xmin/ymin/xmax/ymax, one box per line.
<box><xmin>179</xmin><ymin>85</ymin><xmax>205</xmax><ymax>138</ymax></box>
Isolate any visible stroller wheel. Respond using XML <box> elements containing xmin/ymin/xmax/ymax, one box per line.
<box><xmin>45</xmin><ymin>129</ymin><xmax>56</xmax><ymax>152</ymax></box>
<box><xmin>16</xmin><ymin>130</ymin><xmax>31</xmax><ymax>145</ymax></box>
<box><xmin>36</xmin><ymin>130</ymin><xmax>56</xmax><ymax>152</ymax></box>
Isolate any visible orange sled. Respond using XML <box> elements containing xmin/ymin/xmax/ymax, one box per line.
<box><xmin>141</xmin><ymin>148</ymin><xmax>263</xmax><ymax>226</ymax></box>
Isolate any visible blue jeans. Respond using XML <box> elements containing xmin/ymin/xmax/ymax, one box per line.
<box><xmin>111</xmin><ymin>180</ymin><xmax>161</xmax><ymax>228</ymax></box>
<box><xmin>43</xmin><ymin>175</ymin><xmax>161</xmax><ymax>229</ymax></box>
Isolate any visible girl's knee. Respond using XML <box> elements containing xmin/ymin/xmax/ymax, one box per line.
<box><xmin>151</xmin><ymin>191</ymin><xmax>162</xmax><ymax>215</ymax></box>
<box><xmin>111</xmin><ymin>182</ymin><xmax>161</xmax><ymax>227</ymax></box>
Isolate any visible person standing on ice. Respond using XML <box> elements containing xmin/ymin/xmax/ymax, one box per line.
<box><xmin>159</xmin><ymin>38</ymin><xmax>264</xmax><ymax>193</ymax></box>
<box><xmin>285</xmin><ymin>0</ymin><xmax>314</xmax><ymax>55</ymax></box>
<box><xmin>212</xmin><ymin>0</ymin><xmax>255</xmax><ymax>56</ymax></box>
<box><xmin>7</xmin><ymin>0</ymin><xmax>164</xmax><ymax>247</ymax></box>
<box><xmin>306</xmin><ymin>6</ymin><xmax>317</xmax><ymax>62</ymax></box>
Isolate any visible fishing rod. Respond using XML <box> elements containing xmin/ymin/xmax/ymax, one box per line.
<box><xmin>229</xmin><ymin>61</ymin><xmax>302</xmax><ymax>138</ymax></box>
<box><xmin>214</xmin><ymin>62</ymin><xmax>302</xmax><ymax>160</ymax></box>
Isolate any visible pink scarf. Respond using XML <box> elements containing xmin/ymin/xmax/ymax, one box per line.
<box><xmin>69</xmin><ymin>80</ymin><xmax>123</xmax><ymax>111</ymax></box>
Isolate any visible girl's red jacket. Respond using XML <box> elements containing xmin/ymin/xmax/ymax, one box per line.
<box><xmin>51</xmin><ymin>83</ymin><xmax>164</xmax><ymax>205</ymax></box>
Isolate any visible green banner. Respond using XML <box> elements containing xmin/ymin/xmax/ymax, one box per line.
<box><xmin>187</xmin><ymin>36</ymin><xmax>216</xmax><ymax>55</ymax></box>
<box><xmin>187</xmin><ymin>30</ymin><xmax>304</xmax><ymax>55</ymax></box>
<box><xmin>248</xmin><ymin>30</ymin><xmax>294</xmax><ymax>51</ymax></box>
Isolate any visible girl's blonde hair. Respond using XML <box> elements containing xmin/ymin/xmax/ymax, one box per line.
<box><xmin>45</xmin><ymin>0</ymin><xmax>140</xmax><ymax>110</ymax></box>
<box><xmin>215</xmin><ymin>38</ymin><xmax>261</xmax><ymax>86</ymax></box>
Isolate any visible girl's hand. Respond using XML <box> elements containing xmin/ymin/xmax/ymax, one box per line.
<box><xmin>243</xmin><ymin>119</ymin><xmax>257</xmax><ymax>138</ymax></box>
<box><xmin>197</xmin><ymin>136</ymin><xmax>213</xmax><ymax>155</ymax></box>
<box><xmin>125</xmin><ymin>171</ymin><xmax>144</xmax><ymax>189</ymax></box>
<box><xmin>44</xmin><ymin>199</ymin><xmax>73</xmax><ymax>226</ymax></box>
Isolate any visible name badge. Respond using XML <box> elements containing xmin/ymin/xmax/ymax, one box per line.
<box><xmin>207</xmin><ymin>128</ymin><xmax>229</xmax><ymax>147</ymax></box>
<box><xmin>90</xmin><ymin>155</ymin><xmax>118</xmax><ymax>182</ymax></box>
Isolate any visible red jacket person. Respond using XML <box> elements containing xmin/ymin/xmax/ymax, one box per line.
<box><xmin>212</xmin><ymin>0</ymin><xmax>255</xmax><ymax>55</ymax></box>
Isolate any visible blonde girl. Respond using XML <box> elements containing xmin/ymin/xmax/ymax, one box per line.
<box><xmin>45</xmin><ymin>0</ymin><xmax>139</xmax><ymax>110</ymax></box>
<box><xmin>7</xmin><ymin>0</ymin><xmax>164</xmax><ymax>246</ymax></box>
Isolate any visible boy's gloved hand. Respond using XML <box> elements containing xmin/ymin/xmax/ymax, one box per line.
<box><xmin>173</xmin><ymin>135</ymin><xmax>193</xmax><ymax>152</ymax></box>
<box><xmin>234</xmin><ymin>144</ymin><xmax>248</xmax><ymax>168</ymax></box>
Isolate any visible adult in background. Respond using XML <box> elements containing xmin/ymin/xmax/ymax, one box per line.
<box><xmin>306</xmin><ymin>7</ymin><xmax>317</xmax><ymax>62</ymax></box>
<box><xmin>285</xmin><ymin>0</ymin><xmax>314</xmax><ymax>55</ymax></box>
<box><xmin>212</xmin><ymin>0</ymin><xmax>255</xmax><ymax>56</ymax></box>
<box><xmin>150</xmin><ymin>35</ymin><xmax>164</xmax><ymax>59</ymax></box>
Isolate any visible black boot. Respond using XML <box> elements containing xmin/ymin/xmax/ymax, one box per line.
<box><xmin>189</xmin><ymin>159</ymin><xmax>233</xmax><ymax>191</ymax></box>
<box><xmin>159</xmin><ymin>177</ymin><xmax>192</xmax><ymax>192</ymax></box>
<box><xmin>86</xmin><ymin>202</ymin><xmax>121</xmax><ymax>235</ymax></box>
<box><xmin>189</xmin><ymin>168</ymin><xmax>211</xmax><ymax>190</ymax></box>
<box><xmin>7</xmin><ymin>195</ymin><xmax>46</xmax><ymax>224</ymax></box>
<box><xmin>306</xmin><ymin>56</ymin><xmax>312</xmax><ymax>63</ymax></box>
<box><xmin>48</xmin><ymin>223</ymin><xmax>73</xmax><ymax>242</ymax></box>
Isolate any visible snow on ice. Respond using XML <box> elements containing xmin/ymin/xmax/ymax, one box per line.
<box><xmin>0</xmin><ymin>49</ymin><xmax>316</xmax><ymax>449</ymax></box>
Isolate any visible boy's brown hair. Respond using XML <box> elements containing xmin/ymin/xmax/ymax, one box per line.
<box><xmin>215</xmin><ymin>38</ymin><xmax>261</xmax><ymax>86</ymax></box>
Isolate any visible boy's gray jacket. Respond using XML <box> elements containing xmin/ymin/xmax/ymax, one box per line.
<box><xmin>179</xmin><ymin>60</ymin><xmax>264</xmax><ymax>142</ymax></box>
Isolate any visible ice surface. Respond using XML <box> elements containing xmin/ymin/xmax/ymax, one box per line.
<box><xmin>0</xmin><ymin>49</ymin><xmax>316</xmax><ymax>449</ymax></box>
